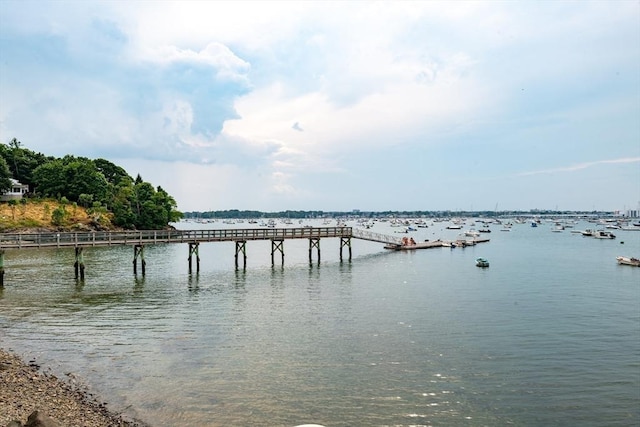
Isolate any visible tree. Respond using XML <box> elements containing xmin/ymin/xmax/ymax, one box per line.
<box><xmin>32</xmin><ymin>160</ymin><xmax>66</xmax><ymax>198</ymax></box>
<box><xmin>0</xmin><ymin>140</ymin><xmax>51</xmax><ymax>189</ymax></box>
<box><xmin>63</xmin><ymin>160</ymin><xmax>108</xmax><ymax>203</ymax></box>
<box><xmin>94</xmin><ymin>158</ymin><xmax>132</xmax><ymax>186</ymax></box>
<box><xmin>0</xmin><ymin>156</ymin><xmax>12</xmax><ymax>192</ymax></box>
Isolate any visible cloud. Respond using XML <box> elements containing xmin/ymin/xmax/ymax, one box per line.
<box><xmin>1</xmin><ymin>1</ymin><xmax>638</xmax><ymax>211</ymax></box>
<box><xmin>517</xmin><ymin>157</ymin><xmax>640</xmax><ymax>177</ymax></box>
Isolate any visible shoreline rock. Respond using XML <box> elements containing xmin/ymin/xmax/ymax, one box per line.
<box><xmin>0</xmin><ymin>349</ymin><xmax>149</xmax><ymax>427</ymax></box>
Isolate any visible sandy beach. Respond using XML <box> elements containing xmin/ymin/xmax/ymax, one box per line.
<box><xmin>0</xmin><ymin>349</ymin><xmax>148</xmax><ymax>427</ymax></box>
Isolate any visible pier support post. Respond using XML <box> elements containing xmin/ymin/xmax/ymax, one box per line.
<box><xmin>74</xmin><ymin>247</ymin><xmax>85</xmax><ymax>280</ymax></box>
<box><xmin>0</xmin><ymin>250</ymin><xmax>4</xmax><ymax>288</ymax></box>
<box><xmin>188</xmin><ymin>242</ymin><xmax>200</xmax><ymax>274</ymax></box>
<box><xmin>271</xmin><ymin>239</ymin><xmax>284</xmax><ymax>266</ymax></box>
<box><xmin>133</xmin><ymin>244</ymin><xmax>146</xmax><ymax>276</ymax></box>
<box><xmin>309</xmin><ymin>238</ymin><xmax>320</xmax><ymax>262</ymax></box>
<box><xmin>340</xmin><ymin>237</ymin><xmax>352</xmax><ymax>262</ymax></box>
<box><xmin>235</xmin><ymin>241</ymin><xmax>247</xmax><ymax>270</ymax></box>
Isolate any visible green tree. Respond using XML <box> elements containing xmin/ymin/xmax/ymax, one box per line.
<box><xmin>32</xmin><ymin>160</ymin><xmax>66</xmax><ymax>198</ymax></box>
<box><xmin>78</xmin><ymin>193</ymin><xmax>94</xmax><ymax>208</ymax></box>
<box><xmin>94</xmin><ymin>158</ymin><xmax>132</xmax><ymax>185</ymax></box>
<box><xmin>0</xmin><ymin>139</ymin><xmax>51</xmax><ymax>189</ymax></box>
<box><xmin>51</xmin><ymin>206</ymin><xmax>67</xmax><ymax>226</ymax></box>
<box><xmin>63</xmin><ymin>160</ymin><xmax>108</xmax><ymax>202</ymax></box>
<box><xmin>0</xmin><ymin>156</ymin><xmax>12</xmax><ymax>192</ymax></box>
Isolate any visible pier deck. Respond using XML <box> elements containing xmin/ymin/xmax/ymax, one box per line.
<box><xmin>0</xmin><ymin>227</ymin><xmax>354</xmax><ymax>249</ymax></box>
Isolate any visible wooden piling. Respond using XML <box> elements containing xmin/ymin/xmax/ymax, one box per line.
<box><xmin>133</xmin><ymin>244</ymin><xmax>146</xmax><ymax>276</ymax></box>
<box><xmin>340</xmin><ymin>237</ymin><xmax>352</xmax><ymax>262</ymax></box>
<box><xmin>74</xmin><ymin>247</ymin><xmax>85</xmax><ymax>280</ymax></box>
<box><xmin>0</xmin><ymin>250</ymin><xmax>4</xmax><ymax>288</ymax></box>
<box><xmin>271</xmin><ymin>239</ymin><xmax>284</xmax><ymax>266</ymax></box>
<box><xmin>309</xmin><ymin>238</ymin><xmax>321</xmax><ymax>262</ymax></box>
<box><xmin>188</xmin><ymin>242</ymin><xmax>200</xmax><ymax>274</ymax></box>
<box><xmin>235</xmin><ymin>241</ymin><xmax>247</xmax><ymax>270</ymax></box>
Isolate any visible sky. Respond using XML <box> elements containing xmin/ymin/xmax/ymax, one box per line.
<box><xmin>0</xmin><ymin>1</ymin><xmax>639</xmax><ymax>213</ymax></box>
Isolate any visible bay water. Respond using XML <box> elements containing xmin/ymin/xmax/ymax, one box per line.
<box><xmin>1</xmin><ymin>219</ymin><xmax>638</xmax><ymax>426</ymax></box>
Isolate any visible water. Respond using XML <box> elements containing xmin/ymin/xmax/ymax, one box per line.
<box><xmin>1</xmin><ymin>220</ymin><xmax>638</xmax><ymax>426</ymax></box>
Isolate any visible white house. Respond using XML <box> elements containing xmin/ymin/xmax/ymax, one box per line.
<box><xmin>0</xmin><ymin>178</ymin><xmax>29</xmax><ymax>202</ymax></box>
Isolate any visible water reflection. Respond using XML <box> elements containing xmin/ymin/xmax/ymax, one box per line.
<box><xmin>0</xmin><ymin>222</ymin><xmax>638</xmax><ymax>426</ymax></box>
<box><xmin>187</xmin><ymin>272</ymin><xmax>199</xmax><ymax>294</ymax></box>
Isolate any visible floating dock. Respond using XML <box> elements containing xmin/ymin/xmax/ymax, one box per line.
<box><xmin>384</xmin><ymin>238</ymin><xmax>490</xmax><ymax>251</ymax></box>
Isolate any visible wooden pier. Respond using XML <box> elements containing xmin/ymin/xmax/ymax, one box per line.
<box><xmin>0</xmin><ymin>227</ymin><xmax>396</xmax><ymax>285</ymax></box>
<box><xmin>0</xmin><ymin>227</ymin><xmax>490</xmax><ymax>285</ymax></box>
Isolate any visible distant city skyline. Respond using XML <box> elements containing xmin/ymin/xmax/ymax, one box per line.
<box><xmin>1</xmin><ymin>1</ymin><xmax>638</xmax><ymax>212</ymax></box>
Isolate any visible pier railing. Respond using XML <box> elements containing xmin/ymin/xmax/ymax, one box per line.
<box><xmin>351</xmin><ymin>228</ymin><xmax>403</xmax><ymax>245</ymax></box>
<box><xmin>0</xmin><ymin>227</ymin><xmax>355</xmax><ymax>249</ymax></box>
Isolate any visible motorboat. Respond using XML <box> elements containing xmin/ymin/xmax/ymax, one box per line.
<box><xmin>594</xmin><ymin>230</ymin><xmax>616</xmax><ymax>239</ymax></box>
<box><xmin>616</xmin><ymin>256</ymin><xmax>640</xmax><ymax>267</ymax></box>
<box><xmin>475</xmin><ymin>257</ymin><xmax>490</xmax><ymax>268</ymax></box>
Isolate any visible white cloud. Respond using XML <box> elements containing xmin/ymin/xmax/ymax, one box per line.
<box><xmin>1</xmin><ymin>0</ymin><xmax>638</xmax><ymax>211</ymax></box>
<box><xmin>518</xmin><ymin>157</ymin><xmax>640</xmax><ymax>177</ymax></box>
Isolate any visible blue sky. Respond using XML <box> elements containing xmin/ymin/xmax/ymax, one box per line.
<box><xmin>1</xmin><ymin>1</ymin><xmax>638</xmax><ymax>213</ymax></box>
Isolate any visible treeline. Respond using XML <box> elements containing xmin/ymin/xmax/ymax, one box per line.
<box><xmin>184</xmin><ymin>209</ymin><xmax>615</xmax><ymax>219</ymax></box>
<box><xmin>183</xmin><ymin>210</ymin><xmax>327</xmax><ymax>219</ymax></box>
<box><xmin>0</xmin><ymin>139</ymin><xmax>182</xmax><ymax>229</ymax></box>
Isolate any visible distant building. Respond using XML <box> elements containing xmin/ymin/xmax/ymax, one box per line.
<box><xmin>625</xmin><ymin>209</ymin><xmax>639</xmax><ymax>218</ymax></box>
<box><xmin>0</xmin><ymin>178</ymin><xmax>29</xmax><ymax>202</ymax></box>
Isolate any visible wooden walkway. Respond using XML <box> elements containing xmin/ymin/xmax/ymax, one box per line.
<box><xmin>0</xmin><ymin>227</ymin><xmax>401</xmax><ymax>283</ymax></box>
<box><xmin>0</xmin><ymin>227</ymin><xmax>488</xmax><ymax>284</ymax></box>
<box><xmin>0</xmin><ymin>227</ymin><xmax>355</xmax><ymax>249</ymax></box>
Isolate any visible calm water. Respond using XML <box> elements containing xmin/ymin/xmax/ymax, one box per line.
<box><xmin>1</xmin><ymin>219</ymin><xmax>638</xmax><ymax>426</ymax></box>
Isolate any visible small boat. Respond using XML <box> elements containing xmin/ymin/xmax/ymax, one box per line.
<box><xmin>594</xmin><ymin>230</ymin><xmax>616</xmax><ymax>239</ymax></box>
<box><xmin>616</xmin><ymin>256</ymin><xmax>640</xmax><ymax>267</ymax></box>
<box><xmin>475</xmin><ymin>257</ymin><xmax>490</xmax><ymax>268</ymax></box>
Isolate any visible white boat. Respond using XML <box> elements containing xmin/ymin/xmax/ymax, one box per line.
<box><xmin>616</xmin><ymin>256</ymin><xmax>640</xmax><ymax>267</ymax></box>
<box><xmin>594</xmin><ymin>230</ymin><xmax>616</xmax><ymax>239</ymax></box>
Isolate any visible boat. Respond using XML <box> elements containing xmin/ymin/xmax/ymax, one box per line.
<box><xmin>581</xmin><ymin>229</ymin><xmax>594</xmax><ymax>236</ymax></box>
<box><xmin>616</xmin><ymin>256</ymin><xmax>640</xmax><ymax>267</ymax></box>
<box><xmin>475</xmin><ymin>257</ymin><xmax>490</xmax><ymax>268</ymax></box>
<box><xmin>479</xmin><ymin>224</ymin><xmax>492</xmax><ymax>233</ymax></box>
<box><xmin>593</xmin><ymin>230</ymin><xmax>616</xmax><ymax>239</ymax></box>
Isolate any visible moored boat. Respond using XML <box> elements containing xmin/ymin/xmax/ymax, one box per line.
<box><xmin>616</xmin><ymin>256</ymin><xmax>640</xmax><ymax>267</ymax></box>
<box><xmin>475</xmin><ymin>257</ymin><xmax>490</xmax><ymax>268</ymax></box>
<box><xmin>594</xmin><ymin>230</ymin><xmax>616</xmax><ymax>239</ymax></box>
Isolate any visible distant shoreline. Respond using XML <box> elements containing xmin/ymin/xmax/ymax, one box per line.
<box><xmin>0</xmin><ymin>348</ymin><xmax>148</xmax><ymax>427</ymax></box>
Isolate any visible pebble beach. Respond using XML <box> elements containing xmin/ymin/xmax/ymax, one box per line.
<box><xmin>0</xmin><ymin>349</ymin><xmax>147</xmax><ymax>427</ymax></box>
